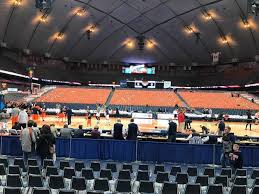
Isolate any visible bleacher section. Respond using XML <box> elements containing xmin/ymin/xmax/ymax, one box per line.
<box><xmin>4</xmin><ymin>92</ymin><xmax>27</xmax><ymax>102</ymax></box>
<box><xmin>109</xmin><ymin>89</ymin><xmax>182</xmax><ymax>112</ymax></box>
<box><xmin>35</xmin><ymin>88</ymin><xmax>111</xmax><ymax>109</ymax></box>
<box><xmin>179</xmin><ymin>91</ymin><xmax>259</xmax><ymax>115</ymax></box>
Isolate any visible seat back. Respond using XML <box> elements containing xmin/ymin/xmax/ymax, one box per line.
<box><xmin>71</xmin><ymin>177</ymin><xmax>86</xmax><ymax>191</ymax></box>
<box><xmin>139</xmin><ymin>181</ymin><xmax>154</xmax><ymax>193</ymax></box>
<box><xmin>81</xmin><ymin>168</ymin><xmax>94</xmax><ymax>180</ymax></box>
<box><xmin>230</xmin><ymin>185</ymin><xmax>246</xmax><ymax>194</ymax></box>
<box><xmin>46</xmin><ymin>166</ymin><xmax>58</xmax><ymax>177</ymax></box>
<box><xmin>28</xmin><ymin>166</ymin><xmax>41</xmax><ymax>175</ymax></box>
<box><xmin>13</xmin><ymin>158</ymin><xmax>25</xmax><ymax>171</ymax></box>
<box><xmin>63</xmin><ymin>167</ymin><xmax>75</xmax><ymax>179</ymax></box>
<box><xmin>154</xmin><ymin>165</ymin><xmax>165</xmax><ymax>174</ymax></box>
<box><xmin>214</xmin><ymin>175</ymin><xmax>228</xmax><ymax>187</ymax></box>
<box><xmin>58</xmin><ymin>190</ymin><xmax>76</xmax><ymax>194</ymax></box>
<box><xmin>162</xmin><ymin>182</ymin><xmax>177</xmax><ymax>194</ymax></box>
<box><xmin>254</xmin><ymin>178</ymin><xmax>259</xmax><ymax>186</ymax></box>
<box><xmin>204</xmin><ymin>167</ymin><xmax>215</xmax><ymax>177</ymax></box>
<box><xmin>59</xmin><ymin>161</ymin><xmax>70</xmax><ymax>170</ymax></box>
<box><xmin>28</xmin><ymin>175</ymin><xmax>44</xmax><ymax>187</ymax></box>
<box><xmin>175</xmin><ymin>173</ymin><xmax>188</xmax><ymax>184</ymax></box>
<box><xmin>251</xmin><ymin>169</ymin><xmax>259</xmax><ymax>179</ymax></box>
<box><xmin>122</xmin><ymin>163</ymin><xmax>133</xmax><ymax>173</ymax></box>
<box><xmin>185</xmin><ymin>183</ymin><xmax>201</xmax><ymax>194</ymax></box>
<box><xmin>170</xmin><ymin>166</ymin><xmax>181</xmax><ymax>176</ymax></box>
<box><xmin>74</xmin><ymin>161</ymin><xmax>85</xmax><ymax>172</ymax></box>
<box><xmin>221</xmin><ymin>168</ymin><xmax>232</xmax><ymax>178</ymax></box>
<box><xmin>118</xmin><ymin>170</ymin><xmax>131</xmax><ymax>180</ymax></box>
<box><xmin>0</xmin><ymin>164</ymin><xmax>6</xmax><ymax>175</ymax></box>
<box><xmin>187</xmin><ymin>166</ymin><xmax>197</xmax><ymax>176</ymax></box>
<box><xmin>235</xmin><ymin>169</ymin><xmax>247</xmax><ymax>177</ymax></box>
<box><xmin>100</xmin><ymin>169</ymin><xmax>112</xmax><ymax>180</ymax></box>
<box><xmin>4</xmin><ymin>187</ymin><xmax>22</xmax><ymax>194</ymax></box>
<box><xmin>106</xmin><ymin>163</ymin><xmax>117</xmax><ymax>172</ymax></box>
<box><xmin>196</xmin><ymin>175</ymin><xmax>209</xmax><ymax>186</ymax></box>
<box><xmin>0</xmin><ymin>157</ymin><xmax>8</xmax><ymax>168</ymax></box>
<box><xmin>43</xmin><ymin>159</ymin><xmax>54</xmax><ymax>169</ymax></box>
<box><xmin>251</xmin><ymin>185</ymin><xmax>259</xmax><ymax>194</ymax></box>
<box><xmin>32</xmin><ymin>188</ymin><xmax>50</xmax><ymax>194</ymax></box>
<box><xmin>86</xmin><ymin>192</ymin><xmax>103</xmax><ymax>194</ymax></box>
<box><xmin>28</xmin><ymin>159</ymin><xmax>38</xmax><ymax>166</ymax></box>
<box><xmin>136</xmin><ymin>170</ymin><xmax>149</xmax><ymax>181</ymax></box>
<box><xmin>94</xmin><ymin>178</ymin><xmax>109</xmax><ymax>191</ymax></box>
<box><xmin>49</xmin><ymin>175</ymin><xmax>65</xmax><ymax>189</ymax></box>
<box><xmin>234</xmin><ymin>176</ymin><xmax>247</xmax><ymax>186</ymax></box>
<box><xmin>7</xmin><ymin>174</ymin><xmax>22</xmax><ymax>187</ymax></box>
<box><xmin>116</xmin><ymin>179</ymin><xmax>131</xmax><ymax>192</ymax></box>
<box><xmin>139</xmin><ymin>164</ymin><xmax>149</xmax><ymax>171</ymax></box>
<box><xmin>8</xmin><ymin>165</ymin><xmax>21</xmax><ymax>175</ymax></box>
<box><xmin>156</xmin><ymin>172</ymin><xmax>169</xmax><ymax>183</ymax></box>
<box><xmin>207</xmin><ymin>184</ymin><xmax>223</xmax><ymax>194</ymax></box>
<box><xmin>90</xmin><ymin>162</ymin><xmax>100</xmax><ymax>171</ymax></box>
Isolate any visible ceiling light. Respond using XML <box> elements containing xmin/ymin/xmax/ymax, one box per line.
<box><xmin>14</xmin><ymin>0</ymin><xmax>22</xmax><ymax>6</ymax></box>
<box><xmin>186</xmin><ymin>26</ymin><xmax>193</xmax><ymax>34</ymax></box>
<box><xmin>243</xmin><ymin>21</ymin><xmax>250</xmax><ymax>28</ymax></box>
<box><xmin>204</xmin><ymin>12</ymin><xmax>212</xmax><ymax>20</ymax></box>
<box><xmin>56</xmin><ymin>32</ymin><xmax>64</xmax><ymax>40</ymax></box>
<box><xmin>40</xmin><ymin>16</ymin><xmax>47</xmax><ymax>23</ymax></box>
<box><xmin>126</xmin><ymin>41</ymin><xmax>134</xmax><ymax>48</ymax></box>
<box><xmin>221</xmin><ymin>37</ymin><xmax>228</xmax><ymax>44</ymax></box>
<box><xmin>147</xmin><ymin>41</ymin><xmax>154</xmax><ymax>49</ymax></box>
<box><xmin>76</xmin><ymin>8</ymin><xmax>86</xmax><ymax>16</ymax></box>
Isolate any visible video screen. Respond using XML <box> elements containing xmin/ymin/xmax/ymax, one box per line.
<box><xmin>122</xmin><ymin>64</ymin><xmax>155</xmax><ymax>74</ymax></box>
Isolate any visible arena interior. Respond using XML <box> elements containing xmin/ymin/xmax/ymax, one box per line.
<box><xmin>0</xmin><ymin>0</ymin><xmax>259</xmax><ymax>194</ymax></box>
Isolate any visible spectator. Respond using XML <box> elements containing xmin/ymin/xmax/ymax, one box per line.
<box><xmin>91</xmin><ymin>125</ymin><xmax>101</xmax><ymax>139</ymax></box>
<box><xmin>18</xmin><ymin>107</ymin><xmax>28</xmax><ymax>129</ymax></box>
<box><xmin>217</xmin><ymin>118</ymin><xmax>225</xmax><ymax>136</ymax></box>
<box><xmin>113</xmin><ymin>119</ymin><xmax>124</xmax><ymax>140</ymax></box>
<box><xmin>245</xmin><ymin>110</ymin><xmax>252</xmax><ymax>130</ymax></box>
<box><xmin>0</xmin><ymin>109</ymin><xmax>10</xmax><ymax>129</ymax></box>
<box><xmin>66</xmin><ymin>107</ymin><xmax>73</xmax><ymax>125</ymax></box>
<box><xmin>219</xmin><ymin>126</ymin><xmax>235</xmax><ymax>168</ymax></box>
<box><xmin>177</xmin><ymin>109</ymin><xmax>185</xmax><ymax>132</ymax></box>
<box><xmin>11</xmin><ymin>105</ymin><xmax>20</xmax><ymax>127</ymax></box>
<box><xmin>200</xmin><ymin>125</ymin><xmax>210</xmax><ymax>134</ymax></box>
<box><xmin>20</xmin><ymin>120</ymin><xmax>36</xmax><ymax>165</ymax></box>
<box><xmin>72</xmin><ymin>125</ymin><xmax>85</xmax><ymax>138</ymax></box>
<box><xmin>126</xmin><ymin>118</ymin><xmax>140</xmax><ymax>140</ymax></box>
<box><xmin>59</xmin><ymin>124</ymin><xmax>72</xmax><ymax>138</ymax></box>
<box><xmin>36</xmin><ymin>125</ymin><xmax>56</xmax><ymax>164</ymax></box>
<box><xmin>12</xmin><ymin>122</ymin><xmax>20</xmax><ymax>131</ymax></box>
<box><xmin>32</xmin><ymin>122</ymin><xmax>40</xmax><ymax>139</ymax></box>
<box><xmin>167</xmin><ymin>119</ymin><xmax>177</xmax><ymax>142</ymax></box>
<box><xmin>50</xmin><ymin>124</ymin><xmax>57</xmax><ymax>137</ymax></box>
<box><xmin>229</xmin><ymin>143</ymin><xmax>243</xmax><ymax>174</ymax></box>
<box><xmin>187</xmin><ymin>130</ymin><xmax>209</xmax><ymax>144</ymax></box>
<box><xmin>184</xmin><ymin>115</ymin><xmax>192</xmax><ymax>129</ymax></box>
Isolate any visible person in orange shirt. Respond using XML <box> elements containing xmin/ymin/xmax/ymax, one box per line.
<box><xmin>177</xmin><ymin>109</ymin><xmax>185</xmax><ymax>133</ymax></box>
<box><xmin>11</xmin><ymin>105</ymin><xmax>20</xmax><ymax>126</ymax></box>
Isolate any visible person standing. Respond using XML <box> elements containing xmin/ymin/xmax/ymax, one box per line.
<box><xmin>11</xmin><ymin>105</ymin><xmax>20</xmax><ymax>127</ymax></box>
<box><xmin>18</xmin><ymin>107</ymin><xmax>28</xmax><ymax>129</ymax></box>
<box><xmin>177</xmin><ymin>109</ymin><xmax>185</xmax><ymax>132</ymax></box>
<box><xmin>20</xmin><ymin>120</ymin><xmax>36</xmax><ymax>165</ymax></box>
<box><xmin>217</xmin><ymin>118</ymin><xmax>225</xmax><ymax>136</ymax></box>
<box><xmin>0</xmin><ymin>109</ymin><xmax>10</xmax><ymax>129</ymax></box>
<box><xmin>167</xmin><ymin>119</ymin><xmax>177</xmax><ymax>142</ymax></box>
<box><xmin>66</xmin><ymin>107</ymin><xmax>73</xmax><ymax>126</ymax></box>
<box><xmin>113</xmin><ymin>119</ymin><xmax>124</xmax><ymax>140</ymax></box>
<box><xmin>126</xmin><ymin>119</ymin><xmax>140</xmax><ymax>140</ymax></box>
<box><xmin>245</xmin><ymin>110</ymin><xmax>252</xmax><ymax>130</ymax></box>
<box><xmin>59</xmin><ymin>124</ymin><xmax>73</xmax><ymax>138</ymax></box>
<box><xmin>91</xmin><ymin>125</ymin><xmax>101</xmax><ymax>139</ymax></box>
<box><xmin>229</xmin><ymin>143</ymin><xmax>243</xmax><ymax>174</ymax></box>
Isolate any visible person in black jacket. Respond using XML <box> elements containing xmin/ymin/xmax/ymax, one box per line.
<box><xmin>126</xmin><ymin>118</ymin><xmax>140</xmax><ymax>140</ymax></box>
<box><xmin>168</xmin><ymin>120</ymin><xmax>177</xmax><ymax>142</ymax></box>
<box><xmin>66</xmin><ymin>107</ymin><xmax>73</xmax><ymax>125</ymax></box>
<box><xmin>229</xmin><ymin>143</ymin><xmax>243</xmax><ymax>174</ymax></box>
<box><xmin>72</xmin><ymin>125</ymin><xmax>85</xmax><ymax>138</ymax></box>
<box><xmin>36</xmin><ymin>125</ymin><xmax>56</xmax><ymax>165</ymax></box>
<box><xmin>113</xmin><ymin>119</ymin><xmax>124</xmax><ymax>140</ymax></box>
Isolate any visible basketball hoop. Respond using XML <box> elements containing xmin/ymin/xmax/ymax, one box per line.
<box><xmin>31</xmin><ymin>83</ymin><xmax>41</xmax><ymax>95</ymax></box>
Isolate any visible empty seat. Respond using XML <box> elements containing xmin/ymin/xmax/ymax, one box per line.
<box><xmin>136</xmin><ymin>170</ymin><xmax>149</xmax><ymax>181</ymax></box>
<box><xmin>118</xmin><ymin>170</ymin><xmax>131</xmax><ymax>180</ymax></box>
<box><xmin>4</xmin><ymin>187</ymin><xmax>22</xmax><ymax>194</ymax></box>
<box><xmin>100</xmin><ymin>169</ymin><xmax>112</xmax><ymax>180</ymax></box>
<box><xmin>230</xmin><ymin>185</ymin><xmax>246</xmax><ymax>194</ymax></box>
<box><xmin>251</xmin><ymin>169</ymin><xmax>259</xmax><ymax>179</ymax></box>
<box><xmin>207</xmin><ymin>184</ymin><xmax>223</xmax><ymax>194</ymax></box>
<box><xmin>196</xmin><ymin>175</ymin><xmax>209</xmax><ymax>186</ymax></box>
<box><xmin>185</xmin><ymin>183</ymin><xmax>201</xmax><ymax>194</ymax></box>
<box><xmin>0</xmin><ymin>157</ymin><xmax>8</xmax><ymax>168</ymax></box>
<box><xmin>90</xmin><ymin>162</ymin><xmax>100</xmax><ymax>171</ymax></box>
<box><xmin>214</xmin><ymin>175</ymin><xmax>228</xmax><ymax>187</ymax></box>
<box><xmin>8</xmin><ymin>165</ymin><xmax>21</xmax><ymax>175</ymax></box>
<box><xmin>49</xmin><ymin>175</ymin><xmax>65</xmax><ymax>190</ymax></box>
<box><xmin>94</xmin><ymin>178</ymin><xmax>109</xmax><ymax>191</ymax></box>
<box><xmin>0</xmin><ymin>164</ymin><xmax>6</xmax><ymax>175</ymax></box>
<box><xmin>175</xmin><ymin>173</ymin><xmax>188</xmax><ymax>184</ymax></box>
<box><xmin>32</xmin><ymin>188</ymin><xmax>50</xmax><ymax>194</ymax></box>
<box><xmin>28</xmin><ymin>174</ymin><xmax>44</xmax><ymax>187</ymax></box>
<box><xmin>28</xmin><ymin>166</ymin><xmax>41</xmax><ymax>175</ymax></box>
<box><xmin>122</xmin><ymin>163</ymin><xmax>133</xmax><ymax>173</ymax></box>
<box><xmin>43</xmin><ymin>159</ymin><xmax>54</xmax><ymax>169</ymax></box>
<box><xmin>221</xmin><ymin>168</ymin><xmax>232</xmax><ymax>178</ymax></box>
<box><xmin>6</xmin><ymin>174</ymin><xmax>22</xmax><ymax>187</ymax></box>
<box><xmin>254</xmin><ymin>178</ymin><xmax>259</xmax><ymax>186</ymax></box>
<box><xmin>139</xmin><ymin>181</ymin><xmax>154</xmax><ymax>193</ymax></box>
<box><xmin>139</xmin><ymin>164</ymin><xmax>149</xmax><ymax>171</ymax></box>
<box><xmin>235</xmin><ymin>169</ymin><xmax>247</xmax><ymax>177</ymax></box>
<box><xmin>59</xmin><ymin>190</ymin><xmax>76</xmax><ymax>194</ymax></box>
<box><xmin>59</xmin><ymin>161</ymin><xmax>70</xmax><ymax>170</ymax></box>
<box><xmin>74</xmin><ymin>161</ymin><xmax>85</xmax><ymax>172</ymax></box>
<box><xmin>187</xmin><ymin>166</ymin><xmax>197</xmax><ymax>176</ymax></box>
<box><xmin>87</xmin><ymin>192</ymin><xmax>103</xmax><ymax>194</ymax></box>
<box><xmin>251</xmin><ymin>185</ymin><xmax>259</xmax><ymax>194</ymax></box>
<box><xmin>28</xmin><ymin>159</ymin><xmax>38</xmax><ymax>166</ymax></box>
<box><xmin>203</xmin><ymin>167</ymin><xmax>215</xmax><ymax>177</ymax></box>
<box><xmin>106</xmin><ymin>163</ymin><xmax>117</xmax><ymax>172</ymax></box>
<box><xmin>13</xmin><ymin>158</ymin><xmax>25</xmax><ymax>171</ymax></box>
<box><xmin>81</xmin><ymin>168</ymin><xmax>94</xmax><ymax>180</ymax></box>
<box><xmin>63</xmin><ymin>167</ymin><xmax>75</xmax><ymax>179</ymax></box>
<box><xmin>156</xmin><ymin>172</ymin><xmax>169</xmax><ymax>183</ymax></box>
<box><xmin>71</xmin><ymin>177</ymin><xmax>86</xmax><ymax>191</ymax></box>
<box><xmin>234</xmin><ymin>176</ymin><xmax>247</xmax><ymax>186</ymax></box>
<box><xmin>161</xmin><ymin>182</ymin><xmax>177</xmax><ymax>194</ymax></box>
<box><xmin>116</xmin><ymin>179</ymin><xmax>131</xmax><ymax>193</ymax></box>
<box><xmin>170</xmin><ymin>166</ymin><xmax>181</xmax><ymax>176</ymax></box>
<box><xmin>154</xmin><ymin>165</ymin><xmax>165</xmax><ymax>174</ymax></box>
<box><xmin>46</xmin><ymin>166</ymin><xmax>58</xmax><ymax>177</ymax></box>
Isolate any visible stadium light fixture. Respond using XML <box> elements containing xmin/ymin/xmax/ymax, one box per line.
<box><xmin>203</xmin><ymin>12</ymin><xmax>212</xmax><ymax>20</ymax></box>
<box><xmin>14</xmin><ymin>0</ymin><xmax>22</xmax><ymax>6</ymax></box>
<box><xmin>185</xmin><ymin>26</ymin><xmax>194</xmax><ymax>34</ymax></box>
<box><xmin>76</xmin><ymin>8</ymin><xmax>86</xmax><ymax>16</ymax></box>
<box><xmin>243</xmin><ymin>20</ymin><xmax>250</xmax><ymax>28</ymax></box>
<box><xmin>56</xmin><ymin>32</ymin><xmax>64</xmax><ymax>40</ymax></box>
<box><xmin>146</xmin><ymin>40</ymin><xmax>154</xmax><ymax>49</ymax></box>
<box><xmin>40</xmin><ymin>15</ymin><xmax>47</xmax><ymax>23</ymax></box>
<box><xmin>221</xmin><ymin>36</ymin><xmax>228</xmax><ymax>44</ymax></box>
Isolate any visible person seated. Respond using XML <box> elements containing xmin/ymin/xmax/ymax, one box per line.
<box><xmin>91</xmin><ymin>125</ymin><xmax>101</xmax><ymax>139</ymax></box>
<box><xmin>72</xmin><ymin>125</ymin><xmax>85</xmax><ymax>138</ymax></box>
<box><xmin>200</xmin><ymin>125</ymin><xmax>210</xmax><ymax>134</ymax></box>
<box><xmin>59</xmin><ymin>124</ymin><xmax>73</xmax><ymax>138</ymax></box>
<box><xmin>187</xmin><ymin>129</ymin><xmax>209</xmax><ymax>144</ymax></box>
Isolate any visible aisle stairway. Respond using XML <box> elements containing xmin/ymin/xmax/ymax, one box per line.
<box><xmin>241</xmin><ymin>92</ymin><xmax>259</xmax><ymax>105</ymax></box>
<box><xmin>105</xmin><ymin>87</ymin><xmax>115</xmax><ymax>107</ymax></box>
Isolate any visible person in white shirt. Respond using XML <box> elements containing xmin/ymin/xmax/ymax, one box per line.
<box><xmin>18</xmin><ymin>108</ymin><xmax>28</xmax><ymax>129</ymax></box>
